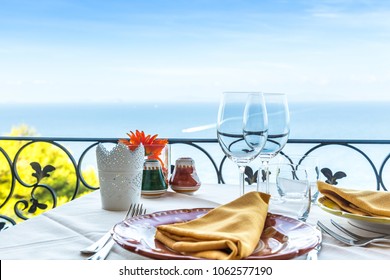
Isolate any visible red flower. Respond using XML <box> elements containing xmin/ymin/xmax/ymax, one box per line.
<box><xmin>119</xmin><ymin>130</ymin><xmax>168</xmax><ymax>165</ymax></box>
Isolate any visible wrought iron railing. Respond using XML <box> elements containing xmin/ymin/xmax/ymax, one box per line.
<box><xmin>0</xmin><ymin>136</ymin><xmax>389</xmax><ymax>230</ymax></box>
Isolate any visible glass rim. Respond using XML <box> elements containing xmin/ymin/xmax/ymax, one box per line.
<box><xmin>222</xmin><ymin>91</ymin><xmax>263</xmax><ymax>95</ymax></box>
<box><xmin>263</xmin><ymin>92</ymin><xmax>286</xmax><ymax>96</ymax></box>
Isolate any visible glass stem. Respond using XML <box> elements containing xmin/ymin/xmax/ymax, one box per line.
<box><xmin>263</xmin><ymin>160</ymin><xmax>270</xmax><ymax>194</ymax></box>
<box><xmin>238</xmin><ymin>165</ymin><xmax>246</xmax><ymax>196</ymax></box>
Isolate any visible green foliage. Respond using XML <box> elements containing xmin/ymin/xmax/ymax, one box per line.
<box><xmin>0</xmin><ymin>125</ymin><xmax>98</xmax><ymax>224</ymax></box>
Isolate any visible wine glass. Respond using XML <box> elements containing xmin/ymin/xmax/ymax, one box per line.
<box><xmin>217</xmin><ymin>92</ymin><xmax>268</xmax><ymax>196</ymax></box>
<box><xmin>257</xmin><ymin>93</ymin><xmax>290</xmax><ymax>194</ymax></box>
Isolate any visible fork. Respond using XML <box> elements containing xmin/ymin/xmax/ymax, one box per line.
<box><xmin>348</xmin><ymin>221</ymin><xmax>390</xmax><ymax>235</ymax></box>
<box><xmin>86</xmin><ymin>203</ymin><xmax>146</xmax><ymax>260</ymax></box>
<box><xmin>317</xmin><ymin>221</ymin><xmax>390</xmax><ymax>247</ymax></box>
<box><xmin>330</xmin><ymin>219</ymin><xmax>390</xmax><ymax>240</ymax></box>
<box><xmin>81</xmin><ymin>203</ymin><xmax>145</xmax><ymax>254</ymax></box>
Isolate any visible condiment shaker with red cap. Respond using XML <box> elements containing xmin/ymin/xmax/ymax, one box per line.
<box><xmin>169</xmin><ymin>157</ymin><xmax>201</xmax><ymax>194</ymax></box>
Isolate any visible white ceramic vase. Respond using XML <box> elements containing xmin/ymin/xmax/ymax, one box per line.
<box><xmin>96</xmin><ymin>142</ymin><xmax>145</xmax><ymax>211</ymax></box>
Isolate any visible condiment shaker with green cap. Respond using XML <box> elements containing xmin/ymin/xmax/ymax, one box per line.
<box><xmin>141</xmin><ymin>159</ymin><xmax>167</xmax><ymax>198</ymax></box>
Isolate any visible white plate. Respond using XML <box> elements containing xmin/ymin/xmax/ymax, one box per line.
<box><xmin>318</xmin><ymin>196</ymin><xmax>390</xmax><ymax>232</ymax></box>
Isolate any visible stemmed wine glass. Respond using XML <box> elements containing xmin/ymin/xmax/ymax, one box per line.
<box><xmin>217</xmin><ymin>92</ymin><xmax>268</xmax><ymax>196</ymax></box>
<box><xmin>257</xmin><ymin>93</ymin><xmax>290</xmax><ymax>194</ymax></box>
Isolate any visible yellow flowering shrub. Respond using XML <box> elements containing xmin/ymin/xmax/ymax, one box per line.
<box><xmin>0</xmin><ymin>125</ymin><xmax>97</xmax><ymax>224</ymax></box>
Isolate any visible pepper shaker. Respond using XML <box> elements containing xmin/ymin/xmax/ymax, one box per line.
<box><xmin>169</xmin><ymin>157</ymin><xmax>201</xmax><ymax>194</ymax></box>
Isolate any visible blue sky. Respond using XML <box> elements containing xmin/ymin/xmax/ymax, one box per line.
<box><xmin>1</xmin><ymin>0</ymin><xmax>390</xmax><ymax>103</ymax></box>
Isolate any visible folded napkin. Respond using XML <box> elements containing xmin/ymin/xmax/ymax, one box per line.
<box><xmin>317</xmin><ymin>181</ymin><xmax>390</xmax><ymax>217</ymax></box>
<box><xmin>155</xmin><ymin>191</ymin><xmax>270</xmax><ymax>260</ymax></box>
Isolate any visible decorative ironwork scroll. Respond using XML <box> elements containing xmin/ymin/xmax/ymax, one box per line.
<box><xmin>0</xmin><ymin>136</ymin><xmax>389</xmax><ymax>231</ymax></box>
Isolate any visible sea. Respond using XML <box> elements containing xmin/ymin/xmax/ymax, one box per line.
<box><xmin>2</xmin><ymin>101</ymin><xmax>390</xmax><ymax>139</ymax></box>
<box><xmin>1</xmin><ymin>101</ymin><xmax>390</xmax><ymax>189</ymax></box>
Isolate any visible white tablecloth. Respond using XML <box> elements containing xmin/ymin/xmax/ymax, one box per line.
<box><xmin>0</xmin><ymin>184</ymin><xmax>389</xmax><ymax>260</ymax></box>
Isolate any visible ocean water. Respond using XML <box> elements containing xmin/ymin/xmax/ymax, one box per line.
<box><xmin>2</xmin><ymin>101</ymin><xmax>390</xmax><ymax>139</ymax></box>
<box><xmin>1</xmin><ymin>101</ymin><xmax>390</xmax><ymax>189</ymax></box>
<box><xmin>0</xmin><ymin>102</ymin><xmax>219</xmax><ymax>139</ymax></box>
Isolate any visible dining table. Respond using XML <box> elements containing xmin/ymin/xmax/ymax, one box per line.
<box><xmin>0</xmin><ymin>183</ymin><xmax>389</xmax><ymax>261</ymax></box>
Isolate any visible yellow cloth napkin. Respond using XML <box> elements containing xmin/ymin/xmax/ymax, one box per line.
<box><xmin>154</xmin><ymin>191</ymin><xmax>270</xmax><ymax>260</ymax></box>
<box><xmin>317</xmin><ymin>181</ymin><xmax>390</xmax><ymax>217</ymax></box>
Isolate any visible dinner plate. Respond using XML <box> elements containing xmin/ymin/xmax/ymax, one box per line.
<box><xmin>111</xmin><ymin>208</ymin><xmax>320</xmax><ymax>260</ymax></box>
<box><xmin>318</xmin><ymin>196</ymin><xmax>390</xmax><ymax>232</ymax></box>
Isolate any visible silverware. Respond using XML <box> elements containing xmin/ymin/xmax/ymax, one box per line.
<box><xmin>86</xmin><ymin>203</ymin><xmax>146</xmax><ymax>260</ymax></box>
<box><xmin>81</xmin><ymin>203</ymin><xmax>145</xmax><ymax>254</ymax></box>
<box><xmin>317</xmin><ymin>221</ymin><xmax>390</xmax><ymax>247</ymax></box>
<box><xmin>331</xmin><ymin>219</ymin><xmax>390</xmax><ymax>240</ymax></box>
<box><xmin>306</xmin><ymin>226</ymin><xmax>322</xmax><ymax>260</ymax></box>
<box><xmin>87</xmin><ymin>239</ymin><xmax>116</xmax><ymax>260</ymax></box>
<box><xmin>348</xmin><ymin>221</ymin><xmax>390</xmax><ymax>235</ymax></box>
